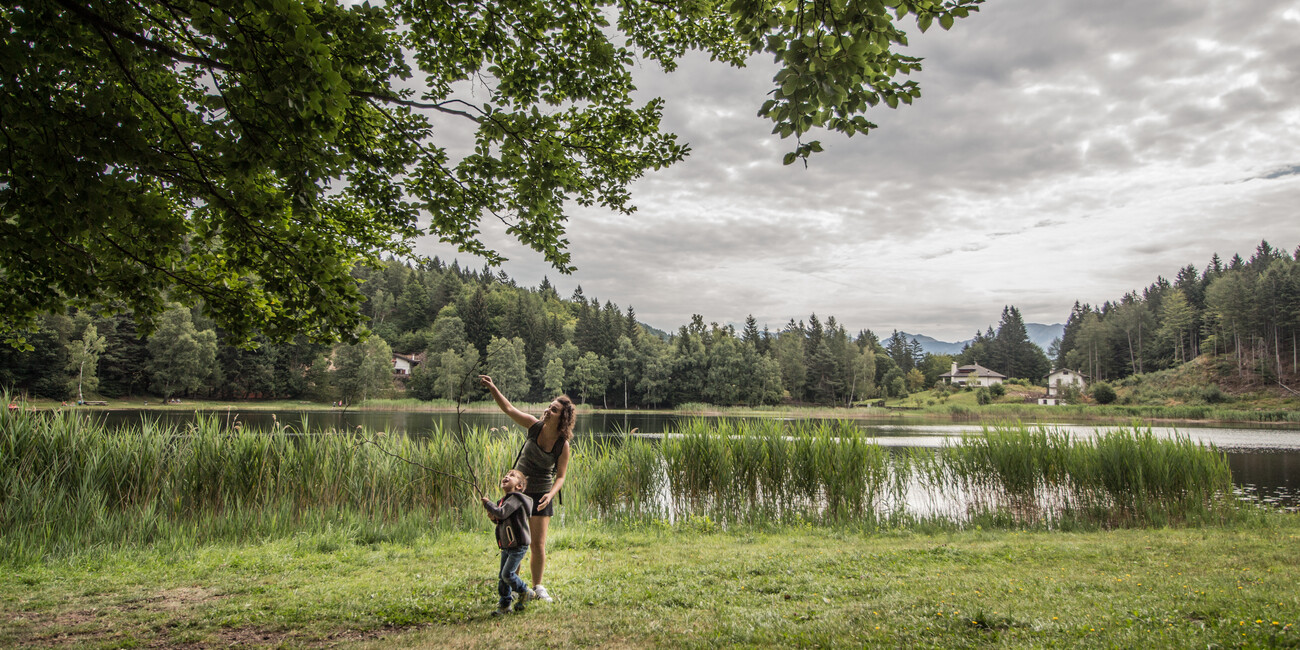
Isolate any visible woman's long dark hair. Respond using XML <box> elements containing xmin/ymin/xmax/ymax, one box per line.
<box><xmin>554</xmin><ymin>395</ymin><xmax>575</xmax><ymax>441</ymax></box>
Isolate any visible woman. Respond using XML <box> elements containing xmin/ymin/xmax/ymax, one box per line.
<box><xmin>479</xmin><ymin>375</ymin><xmax>573</xmax><ymax>603</ymax></box>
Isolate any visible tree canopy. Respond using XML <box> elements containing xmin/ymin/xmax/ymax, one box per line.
<box><xmin>1</xmin><ymin>0</ymin><xmax>982</xmax><ymax>346</ymax></box>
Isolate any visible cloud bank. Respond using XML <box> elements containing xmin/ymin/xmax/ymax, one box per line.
<box><xmin>419</xmin><ymin>0</ymin><xmax>1300</xmax><ymax>340</ymax></box>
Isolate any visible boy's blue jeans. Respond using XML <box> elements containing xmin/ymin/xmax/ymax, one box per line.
<box><xmin>498</xmin><ymin>545</ymin><xmax>530</xmax><ymax>608</ymax></box>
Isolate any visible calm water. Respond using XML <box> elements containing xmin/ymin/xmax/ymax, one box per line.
<box><xmin>91</xmin><ymin>409</ymin><xmax>1300</xmax><ymax>509</ymax></box>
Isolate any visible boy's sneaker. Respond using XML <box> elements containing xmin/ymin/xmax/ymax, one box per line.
<box><xmin>513</xmin><ymin>587</ymin><xmax>534</xmax><ymax>612</ymax></box>
<box><xmin>532</xmin><ymin>585</ymin><xmax>553</xmax><ymax>602</ymax></box>
<box><xmin>490</xmin><ymin>605</ymin><xmax>511</xmax><ymax>617</ymax></box>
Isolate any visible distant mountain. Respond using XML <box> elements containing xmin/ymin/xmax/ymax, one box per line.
<box><xmin>638</xmin><ymin>321</ymin><xmax>672</xmax><ymax>341</ymax></box>
<box><xmin>900</xmin><ymin>323</ymin><xmax>1064</xmax><ymax>356</ymax></box>
<box><xmin>898</xmin><ymin>332</ymin><xmax>969</xmax><ymax>356</ymax></box>
<box><xmin>1025</xmin><ymin>323</ymin><xmax>1065</xmax><ymax>352</ymax></box>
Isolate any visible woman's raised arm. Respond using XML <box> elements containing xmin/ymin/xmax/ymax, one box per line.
<box><xmin>480</xmin><ymin>375</ymin><xmax>538</xmax><ymax>429</ymax></box>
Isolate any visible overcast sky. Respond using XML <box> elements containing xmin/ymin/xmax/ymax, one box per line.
<box><xmin>418</xmin><ymin>0</ymin><xmax>1300</xmax><ymax>342</ymax></box>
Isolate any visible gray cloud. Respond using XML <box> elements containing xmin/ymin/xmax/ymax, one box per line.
<box><xmin>418</xmin><ymin>0</ymin><xmax>1300</xmax><ymax>341</ymax></box>
<box><xmin>1261</xmin><ymin>165</ymin><xmax>1300</xmax><ymax>180</ymax></box>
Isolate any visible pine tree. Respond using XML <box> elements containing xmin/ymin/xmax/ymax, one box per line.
<box><xmin>460</xmin><ymin>286</ymin><xmax>492</xmax><ymax>356</ymax></box>
<box><xmin>742</xmin><ymin>315</ymin><xmax>761</xmax><ymax>347</ymax></box>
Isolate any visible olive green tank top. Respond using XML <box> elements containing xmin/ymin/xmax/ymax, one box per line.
<box><xmin>514</xmin><ymin>421</ymin><xmax>565</xmax><ymax>494</ymax></box>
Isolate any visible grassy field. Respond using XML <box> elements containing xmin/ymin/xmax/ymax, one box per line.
<box><xmin>1</xmin><ymin>411</ymin><xmax>1294</xmax><ymax>647</ymax></box>
<box><xmin>1</xmin><ymin>518</ymin><xmax>1297</xmax><ymax>648</ymax></box>
<box><xmin>1</xmin><ymin>411</ymin><xmax>1235</xmax><ymax>566</ymax></box>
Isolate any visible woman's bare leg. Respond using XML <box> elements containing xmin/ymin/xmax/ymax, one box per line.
<box><xmin>529</xmin><ymin>515</ymin><xmax>549</xmax><ymax>586</ymax></box>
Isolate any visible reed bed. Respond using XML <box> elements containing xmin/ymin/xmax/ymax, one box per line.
<box><xmin>0</xmin><ymin>407</ymin><xmax>521</xmax><ymax>563</ymax></box>
<box><xmin>1</xmin><ymin>408</ymin><xmax>1238</xmax><ymax>564</ymax></box>
<box><xmin>570</xmin><ymin>418</ymin><xmax>913</xmax><ymax>524</ymax></box>
<box><xmin>571</xmin><ymin>419</ymin><xmax>1236</xmax><ymax>528</ymax></box>
<box><xmin>945</xmin><ymin>425</ymin><xmax>1233</xmax><ymax>526</ymax></box>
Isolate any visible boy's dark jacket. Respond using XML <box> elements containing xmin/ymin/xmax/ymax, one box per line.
<box><xmin>482</xmin><ymin>492</ymin><xmax>533</xmax><ymax>549</ymax></box>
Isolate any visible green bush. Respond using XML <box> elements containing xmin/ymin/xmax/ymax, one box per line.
<box><xmin>989</xmin><ymin>383</ymin><xmax>1007</xmax><ymax>398</ymax></box>
<box><xmin>975</xmin><ymin>388</ymin><xmax>992</xmax><ymax>405</ymax></box>
<box><xmin>1060</xmin><ymin>385</ymin><xmax>1082</xmax><ymax>403</ymax></box>
<box><xmin>1200</xmin><ymin>384</ymin><xmax>1229</xmax><ymax>404</ymax></box>
<box><xmin>1092</xmin><ymin>382</ymin><xmax>1117</xmax><ymax>405</ymax></box>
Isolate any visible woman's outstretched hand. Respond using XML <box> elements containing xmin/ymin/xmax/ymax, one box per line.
<box><xmin>479</xmin><ymin>375</ymin><xmax>494</xmax><ymax>390</ymax></box>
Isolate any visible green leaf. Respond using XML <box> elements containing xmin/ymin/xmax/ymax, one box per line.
<box><xmin>0</xmin><ymin>0</ymin><xmax>981</xmax><ymax>344</ymax></box>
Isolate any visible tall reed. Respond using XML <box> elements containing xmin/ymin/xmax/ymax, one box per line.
<box><xmin>0</xmin><ymin>407</ymin><xmax>1241</xmax><ymax>564</ymax></box>
<box><xmin>648</xmin><ymin>419</ymin><xmax>901</xmax><ymax>524</ymax></box>
<box><xmin>575</xmin><ymin>419</ymin><xmax>1235</xmax><ymax>528</ymax></box>
<box><xmin>0</xmin><ymin>407</ymin><xmax>522</xmax><ymax>563</ymax></box>
<box><xmin>946</xmin><ymin>423</ymin><xmax>1233</xmax><ymax>526</ymax></box>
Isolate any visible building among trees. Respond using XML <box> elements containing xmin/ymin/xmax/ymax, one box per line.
<box><xmin>391</xmin><ymin>353</ymin><xmax>424</xmax><ymax>376</ymax></box>
<box><xmin>939</xmin><ymin>362</ymin><xmax>1006</xmax><ymax>388</ymax></box>
<box><xmin>1046</xmin><ymin>369</ymin><xmax>1087</xmax><ymax>397</ymax></box>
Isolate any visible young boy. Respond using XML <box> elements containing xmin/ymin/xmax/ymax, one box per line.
<box><xmin>481</xmin><ymin>469</ymin><xmax>535</xmax><ymax>616</ymax></box>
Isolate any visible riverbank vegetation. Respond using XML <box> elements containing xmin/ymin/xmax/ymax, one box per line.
<box><xmin>0</xmin><ymin>409</ymin><xmax>1243</xmax><ymax>565</ymax></box>
<box><xmin>3</xmin><ymin>406</ymin><xmax>1295</xmax><ymax>646</ymax></box>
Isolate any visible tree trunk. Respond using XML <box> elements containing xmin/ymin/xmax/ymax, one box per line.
<box><xmin>1235</xmin><ymin>330</ymin><xmax>1242</xmax><ymax>377</ymax></box>
<box><xmin>1137</xmin><ymin>320</ymin><xmax>1143</xmax><ymax>374</ymax></box>
<box><xmin>1126</xmin><ymin>330</ymin><xmax>1137</xmax><ymax>375</ymax></box>
<box><xmin>1276</xmin><ymin>325</ymin><xmax>1283</xmax><ymax>379</ymax></box>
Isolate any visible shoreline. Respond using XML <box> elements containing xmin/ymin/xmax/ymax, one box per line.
<box><xmin>12</xmin><ymin>397</ymin><xmax>1299</xmax><ymax>428</ymax></box>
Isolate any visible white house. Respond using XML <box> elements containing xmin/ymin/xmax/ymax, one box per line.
<box><xmin>1045</xmin><ymin>369</ymin><xmax>1086</xmax><ymax>397</ymax></box>
<box><xmin>939</xmin><ymin>362</ymin><xmax>1006</xmax><ymax>387</ymax></box>
<box><xmin>392</xmin><ymin>353</ymin><xmax>423</xmax><ymax>376</ymax></box>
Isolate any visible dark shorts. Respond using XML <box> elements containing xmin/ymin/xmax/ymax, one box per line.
<box><xmin>524</xmin><ymin>491</ymin><xmax>554</xmax><ymax>517</ymax></box>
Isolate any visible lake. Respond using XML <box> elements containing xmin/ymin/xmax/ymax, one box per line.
<box><xmin>90</xmin><ymin>408</ymin><xmax>1300</xmax><ymax>509</ymax></box>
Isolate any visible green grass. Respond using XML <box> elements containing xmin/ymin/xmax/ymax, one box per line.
<box><xmin>2</xmin><ymin>410</ymin><xmax>1241</xmax><ymax>565</ymax></box>
<box><xmin>0</xmin><ymin>519</ymin><xmax>1296</xmax><ymax>648</ymax></box>
<box><xmin>571</xmin><ymin>419</ymin><xmax>1235</xmax><ymax>528</ymax></box>
<box><xmin>0</xmin><ymin>407</ymin><xmax>524</xmax><ymax>564</ymax></box>
<box><xmin>0</xmin><ymin>403</ymin><xmax>1292</xmax><ymax>647</ymax></box>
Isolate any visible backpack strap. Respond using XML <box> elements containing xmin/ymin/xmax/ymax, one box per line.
<box><xmin>511</xmin><ymin>440</ymin><xmax>527</xmax><ymax>470</ymax></box>
<box><xmin>511</xmin><ymin>421</ymin><xmax>540</xmax><ymax>469</ymax></box>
